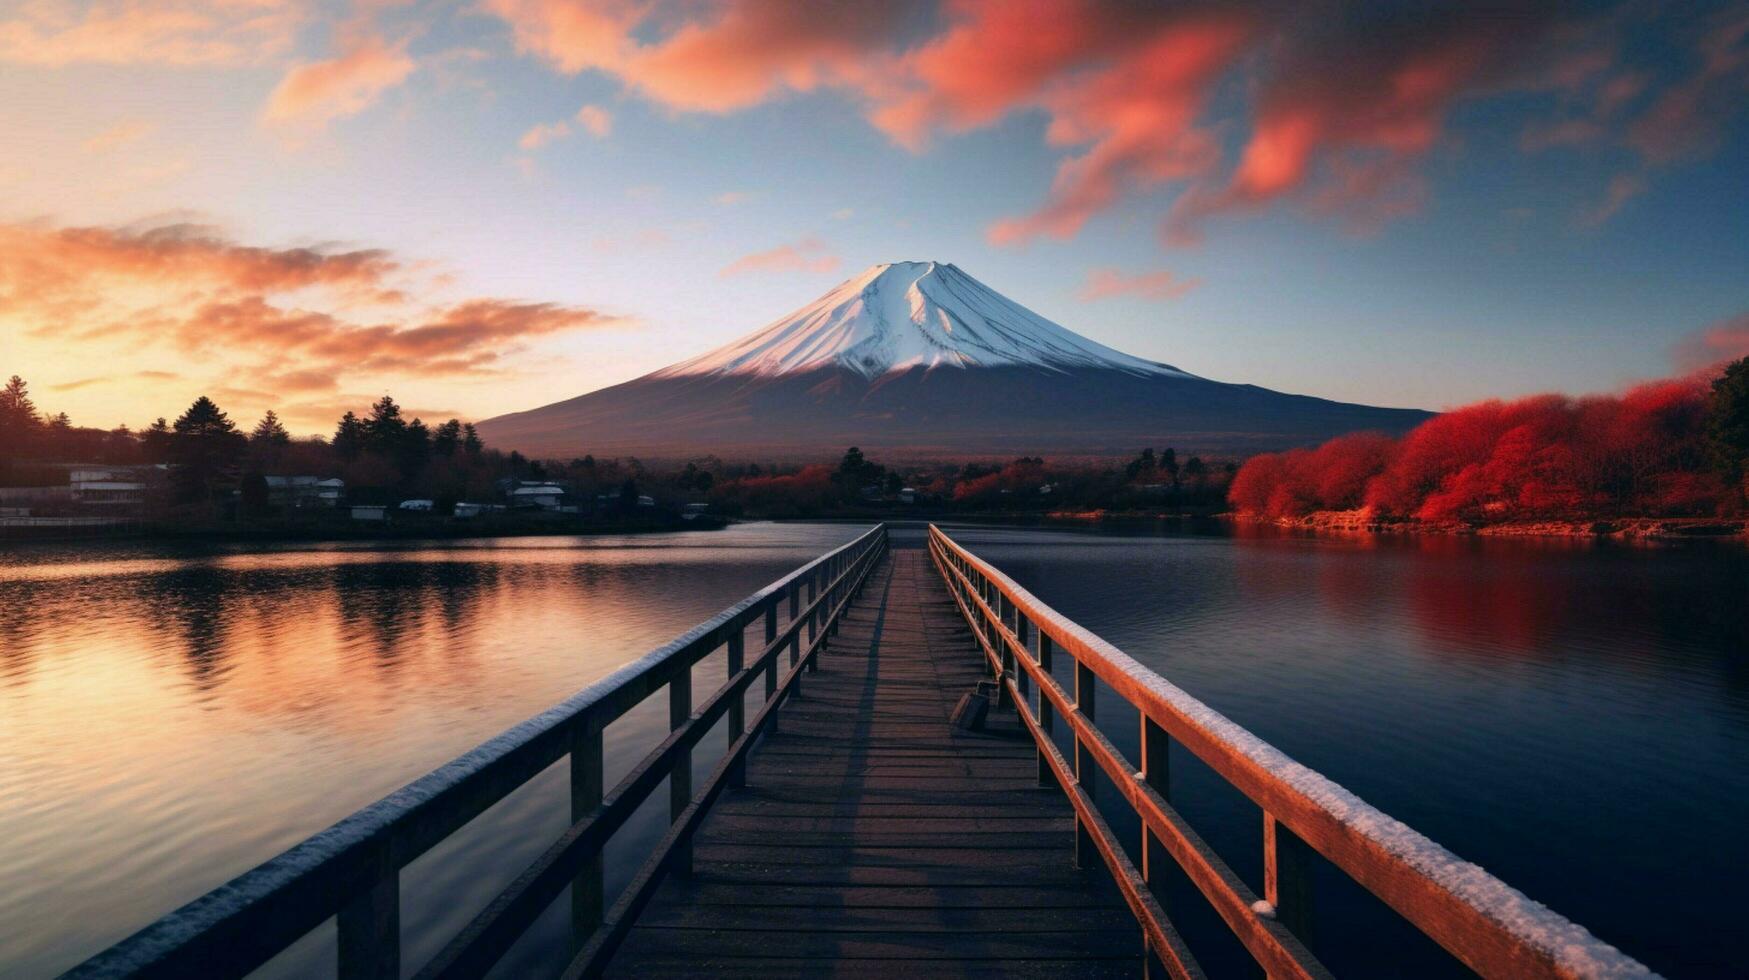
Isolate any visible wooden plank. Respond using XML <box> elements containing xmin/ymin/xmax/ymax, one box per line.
<box><xmin>606</xmin><ymin>547</ymin><xmax>1139</xmax><ymax>980</ymax></box>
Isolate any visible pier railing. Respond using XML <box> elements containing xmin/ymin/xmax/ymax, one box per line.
<box><xmin>926</xmin><ymin>524</ymin><xmax>1652</xmax><ymax>980</ymax></box>
<box><xmin>69</xmin><ymin>523</ymin><xmax>888</xmax><ymax>980</ymax></box>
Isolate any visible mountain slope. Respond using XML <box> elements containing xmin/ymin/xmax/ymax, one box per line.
<box><xmin>479</xmin><ymin>262</ymin><xmax>1431</xmax><ymax>460</ymax></box>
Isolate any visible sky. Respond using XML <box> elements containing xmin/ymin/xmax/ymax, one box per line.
<box><xmin>2</xmin><ymin>0</ymin><xmax>1748</xmax><ymax>435</ymax></box>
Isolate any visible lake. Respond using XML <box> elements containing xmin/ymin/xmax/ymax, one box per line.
<box><xmin>2</xmin><ymin>521</ymin><xmax>1743</xmax><ymax>977</ymax></box>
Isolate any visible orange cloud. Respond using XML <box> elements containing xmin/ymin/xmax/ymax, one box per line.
<box><xmin>719</xmin><ymin>238</ymin><xmax>839</xmax><ymax>277</ymax></box>
<box><xmin>82</xmin><ymin>120</ymin><xmax>154</xmax><ymax>153</ymax></box>
<box><xmin>263</xmin><ymin>34</ymin><xmax>415</xmax><ymax>127</ymax></box>
<box><xmin>490</xmin><ymin>0</ymin><xmax>917</xmax><ymax>112</ymax></box>
<box><xmin>483</xmin><ymin>2</ymin><xmax>1749</xmax><ymax>249</ymax></box>
<box><xmin>0</xmin><ymin>0</ymin><xmax>300</xmax><ymax>67</ymax></box>
<box><xmin>574</xmin><ymin>103</ymin><xmax>612</xmax><ymax>137</ymax></box>
<box><xmin>519</xmin><ymin>119</ymin><xmax>570</xmax><ymax>149</ymax></box>
<box><xmin>1077</xmin><ymin>267</ymin><xmax>1200</xmax><ymax>303</ymax></box>
<box><xmin>519</xmin><ymin>103</ymin><xmax>613</xmax><ymax>149</ymax></box>
<box><xmin>0</xmin><ymin>220</ymin><xmax>628</xmax><ymax>405</ymax></box>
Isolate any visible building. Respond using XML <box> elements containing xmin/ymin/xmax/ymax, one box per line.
<box><xmin>510</xmin><ymin>484</ymin><xmax>568</xmax><ymax>509</ymax></box>
<box><xmin>265</xmin><ymin>476</ymin><xmax>345</xmax><ymax>508</ymax></box>
<box><xmin>350</xmin><ymin>505</ymin><xmax>387</xmax><ymax>521</ymax></box>
<box><xmin>69</xmin><ymin>466</ymin><xmax>151</xmax><ymax>506</ymax></box>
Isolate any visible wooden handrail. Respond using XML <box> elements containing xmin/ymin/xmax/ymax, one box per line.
<box><xmin>926</xmin><ymin>524</ymin><xmax>1654</xmax><ymax>980</ymax></box>
<box><xmin>66</xmin><ymin>524</ymin><xmax>888</xmax><ymax>980</ymax></box>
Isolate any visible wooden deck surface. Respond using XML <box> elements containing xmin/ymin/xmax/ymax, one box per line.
<box><xmin>606</xmin><ymin>542</ymin><xmax>1141</xmax><ymax>978</ymax></box>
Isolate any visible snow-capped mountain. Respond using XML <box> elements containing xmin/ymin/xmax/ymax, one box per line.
<box><xmin>654</xmin><ymin>261</ymin><xmax>1194</xmax><ymax>380</ymax></box>
<box><xmin>478</xmin><ymin>262</ymin><xmax>1430</xmax><ymax>459</ymax></box>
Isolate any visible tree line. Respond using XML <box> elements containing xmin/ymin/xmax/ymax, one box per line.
<box><xmin>1229</xmin><ymin>357</ymin><xmax>1749</xmax><ymax>523</ymax></box>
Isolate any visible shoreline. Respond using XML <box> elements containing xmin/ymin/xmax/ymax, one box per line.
<box><xmin>0</xmin><ymin>514</ymin><xmax>730</xmax><ymax>545</ymax></box>
<box><xmin>1236</xmin><ymin>509</ymin><xmax>1749</xmax><ymax>541</ymax></box>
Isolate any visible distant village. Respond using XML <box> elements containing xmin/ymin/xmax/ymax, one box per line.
<box><xmin>0</xmin><ymin>375</ymin><xmax>1239</xmax><ymax>540</ymax></box>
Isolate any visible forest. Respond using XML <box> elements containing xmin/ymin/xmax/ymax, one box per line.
<box><xmin>1229</xmin><ymin>357</ymin><xmax>1749</xmax><ymax>524</ymax></box>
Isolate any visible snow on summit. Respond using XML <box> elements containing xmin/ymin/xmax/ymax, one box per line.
<box><xmin>655</xmin><ymin>261</ymin><xmax>1196</xmax><ymax>380</ymax></box>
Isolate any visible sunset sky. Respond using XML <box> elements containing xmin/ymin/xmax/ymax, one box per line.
<box><xmin>3</xmin><ymin>0</ymin><xmax>1747</xmax><ymax>434</ymax></box>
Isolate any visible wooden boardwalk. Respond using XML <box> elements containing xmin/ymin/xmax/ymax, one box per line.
<box><xmin>607</xmin><ymin>542</ymin><xmax>1141</xmax><ymax>978</ymax></box>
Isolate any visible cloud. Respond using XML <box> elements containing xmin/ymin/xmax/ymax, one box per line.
<box><xmin>719</xmin><ymin>238</ymin><xmax>839</xmax><ymax>277</ymax></box>
<box><xmin>519</xmin><ymin>120</ymin><xmax>570</xmax><ymax>149</ymax></box>
<box><xmin>488</xmin><ymin>0</ymin><xmax>919</xmax><ymax>112</ymax></box>
<box><xmin>714</xmin><ymin>191</ymin><xmax>752</xmax><ymax>206</ymax></box>
<box><xmin>48</xmin><ymin>376</ymin><xmax>109</xmax><ymax>392</ymax></box>
<box><xmin>263</xmin><ymin>34</ymin><xmax>415</xmax><ymax>127</ymax></box>
<box><xmin>1627</xmin><ymin>9</ymin><xmax>1749</xmax><ymax>164</ymax></box>
<box><xmin>0</xmin><ymin>219</ymin><xmax>629</xmax><ymax>401</ymax></box>
<box><xmin>83</xmin><ymin>120</ymin><xmax>154</xmax><ymax>153</ymax></box>
<box><xmin>1577</xmin><ymin>172</ymin><xmax>1645</xmax><ymax>228</ymax></box>
<box><xmin>1077</xmin><ymin>267</ymin><xmax>1200</xmax><ymax>303</ymax></box>
<box><xmin>519</xmin><ymin>103</ymin><xmax>612</xmax><ymax>150</ymax></box>
<box><xmin>484</xmin><ymin>1</ymin><xmax>1749</xmax><ymax>249</ymax></box>
<box><xmin>829</xmin><ymin>207</ymin><xmax>854</xmax><ymax>221</ymax></box>
<box><xmin>1672</xmin><ymin>312</ymin><xmax>1749</xmax><ymax>374</ymax></box>
<box><xmin>0</xmin><ymin>0</ymin><xmax>301</xmax><ymax>67</ymax></box>
<box><xmin>574</xmin><ymin>103</ymin><xmax>612</xmax><ymax>137</ymax></box>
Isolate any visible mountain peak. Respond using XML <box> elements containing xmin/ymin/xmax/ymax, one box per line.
<box><xmin>654</xmin><ymin>261</ymin><xmax>1194</xmax><ymax>380</ymax></box>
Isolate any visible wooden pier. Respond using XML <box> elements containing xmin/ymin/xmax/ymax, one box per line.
<box><xmin>70</xmin><ymin>523</ymin><xmax>1654</xmax><ymax>980</ymax></box>
<box><xmin>608</xmin><ymin>545</ymin><xmax>1138</xmax><ymax>978</ymax></box>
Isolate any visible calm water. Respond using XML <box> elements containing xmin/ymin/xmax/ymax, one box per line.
<box><xmin>2</xmin><ymin>522</ymin><xmax>1744</xmax><ymax>977</ymax></box>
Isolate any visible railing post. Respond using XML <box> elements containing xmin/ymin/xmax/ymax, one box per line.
<box><xmin>336</xmin><ymin>852</ymin><xmax>398</xmax><ymax>980</ymax></box>
<box><xmin>570</xmin><ymin>721</ymin><xmax>604</xmax><ymax>952</ymax></box>
<box><xmin>1141</xmin><ymin>717</ymin><xmax>1170</xmax><ymax>912</ymax></box>
<box><xmin>728</xmin><ymin>629</ymin><xmax>746</xmax><ymax>788</ymax></box>
<box><xmin>1264</xmin><ymin>812</ymin><xmax>1314</xmax><ymax>962</ymax></box>
<box><xmin>1074</xmin><ymin>660</ymin><xmax>1096</xmax><ymax>869</ymax></box>
<box><xmin>811</xmin><ymin>567</ymin><xmax>825</xmax><ymax>665</ymax></box>
<box><xmin>1014</xmin><ymin>614</ymin><xmax>1032</xmax><ymax>702</ymax></box>
<box><xmin>1037</xmin><ymin>633</ymin><xmax>1054</xmax><ymax>787</ymax></box>
<box><xmin>996</xmin><ymin>594</ymin><xmax>1015</xmax><ymax>707</ymax></box>
<box><xmin>764</xmin><ymin>603</ymin><xmax>779</xmax><ymax>704</ymax></box>
<box><xmin>670</xmin><ymin>666</ymin><xmax>693</xmax><ymax>877</ymax></box>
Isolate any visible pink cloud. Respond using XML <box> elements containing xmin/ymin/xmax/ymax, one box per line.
<box><xmin>1077</xmin><ymin>267</ymin><xmax>1200</xmax><ymax>303</ymax></box>
<box><xmin>719</xmin><ymin>238</ymin><xmax>839</xmax><ymax>278</ymax></box>
<box><xmin>482</xmin><ymin>2</ymin><xmax>1749</xmax><ymax>249</ymax></box>
<box><xmin>263</xmin><ymin>34</ymin><xmax>415</xmax><ymax>127</ymax></box>
<box><xmin>1577</xmin><ymin>173</ymin><xmax>1645</xmax><ymax>228</ymax></box>
<box><xmin>574</xmin><ymin>103</ymin><xmax>612</xmax><ymax>137</ymax></box>
<box><xmin>0</xmin><ymin>0</ymin><xmax>300</xmax><ymax>67</ymax></box>
<box><xmin>519</xmin><ymin>120</ymin><xmax>569</xmax><ymax>150</ymax></box>
<box><xmin>1673</xmin><ymin>313</ymin><xmax>1749</xmax><ymax>374</ymax></box>
<box><xmin>1628</xmin><ymin>9</ymin><xmax>1749</xmax><ymax>163</ymax></box>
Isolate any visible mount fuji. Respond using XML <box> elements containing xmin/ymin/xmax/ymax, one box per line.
<box><xmin>477</xmin><ymin>261</ymin><xmax>1430</xmax><ymax>459</ymax></box>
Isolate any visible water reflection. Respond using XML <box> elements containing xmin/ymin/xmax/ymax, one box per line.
<box><xmin>948</xmin><ymin>523</ymin><xmax>1749</xmax><ymax>978</ymax></box>
<box><xmin>0</xmin><ymin>523</ymin><xmax>864</xmax><ymax>978</ymax></box>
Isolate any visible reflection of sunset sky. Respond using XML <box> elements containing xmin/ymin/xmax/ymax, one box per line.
<box><xmin>0</xmin><ymin>523</ymin><xmax>862</xmax><ymax>977</ymax></box>
<box><xmin>954</xmin><ymin>524</ymin><xmax>1749</xmax><ymax>978</ymax></box>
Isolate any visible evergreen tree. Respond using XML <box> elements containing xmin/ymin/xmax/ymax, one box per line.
<box><xmin>462</xmin><ymin>423</ymin><xmax>483</xmax><ymax>455</ymax></box>
<box><xmin>432</xmin><ymin>418</ymin><xmax>463</xmax><ymax>456</ymax></box>
<box><xmin>0</xmin><ymin>375</ymin><xmax>39</xmax><ymax>428</ymax></box>
<box><xmin>1706</xmin><ymin>356</ymin><xmax>1749</xmax><ymax>503</ymax></box>
<box><xmin>0</xmin><ymin>375</ymin><xmax>41</xmax><ymax>457</ymax></box>
<box><xmin>333</xmin><ymin>411</ymin><xmax>365</xmax><ymax>460</ymax></box>
<box><xmin>142</xmin><ymin>417</ymin><xmax>172</xmax><ymax>462</ymax></box>
<box><xmin>251</xmin><ymin>410</ymin><xmax>291</xmax><ymax>447</ymax></box>
<box><xmin>400</xmin><ymin>417</ymin><xmax>431</xmax><ymax>481</ymax></box>
<box><xmin>170</xmin><ymin>396</ymin><xmax>245</xmax><ymax>506</ymax></box>
<box><xmin>365</xmin><ymin>396</ymin><xmax>406</xmax><ymax>454</ymax></box>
